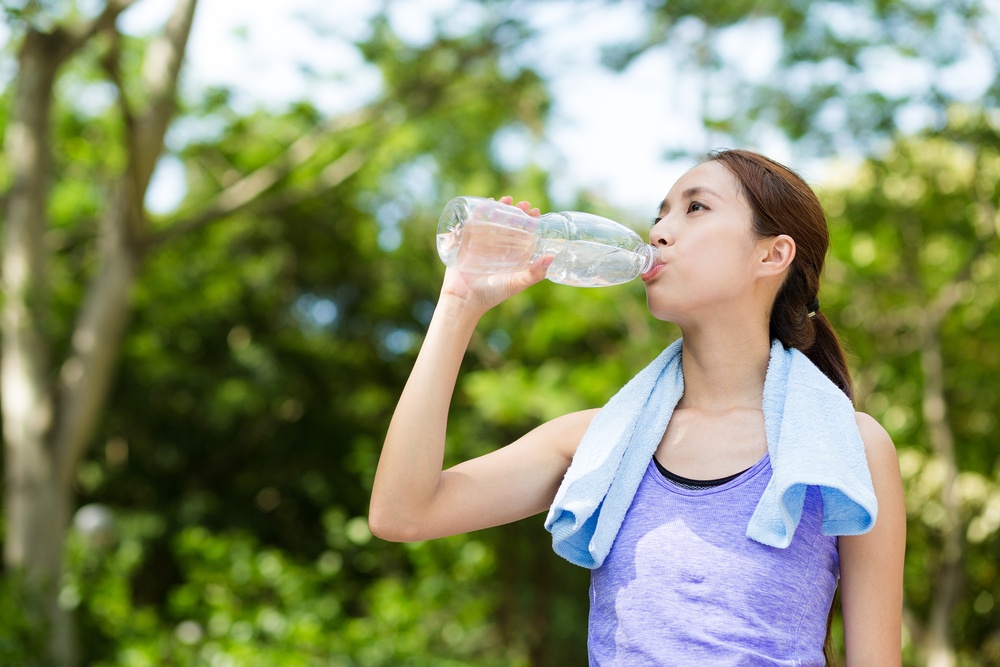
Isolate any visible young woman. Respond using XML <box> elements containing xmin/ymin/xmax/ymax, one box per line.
<box><xmin>369</xmin><ymin>149</ymin><xmax>905</xmax><ymax>665</ymax></box>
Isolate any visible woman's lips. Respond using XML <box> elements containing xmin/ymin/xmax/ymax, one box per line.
<box><xmin>641</xmin><ymin>262</ymin><xmax>665</xmax><ymax>283</ymax></box>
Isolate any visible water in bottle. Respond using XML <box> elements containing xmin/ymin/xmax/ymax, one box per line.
<box><xmin>436</xmin><ymin>196</ymin><xmax>659</xmax><ymax>287</ymax></box>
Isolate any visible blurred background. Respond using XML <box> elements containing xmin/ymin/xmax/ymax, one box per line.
<box><xmin>1</xmin><ymin>0</ymin><xmax>998</xmax><ymax>665</ymax></box>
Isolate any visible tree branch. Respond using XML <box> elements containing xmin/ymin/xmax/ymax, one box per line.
<box><xmin>100</xmin><ymin>25</ymin><xmax>137</xmax><ymax>143</ymax></box>
<box><xmin>152</xmin><ymin>146</ymin><xmax>369</xmax><ymax>247</ymax></box>
<box><xmin>61</xmin><ymin>0</ymin><xmax>138</xmax><ymax>56</ymax></box>
<box><xmin>150</xmin><ymin>104</ymin><xmax>379</xmax><ymax>247</ymax></box>
<box><xmin>52</xmin><ymin>184</ymin><xmax>139</xmax><ymax>489</ymax></box>
<box><xmin>130</xmin><ymin>0</ymin><xmax>198</xmax><ymax>196</ymax></box>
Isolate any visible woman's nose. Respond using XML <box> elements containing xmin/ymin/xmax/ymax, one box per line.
<box><xmin>650</xmin><ymin>219</ymin><xmax>672</xmax><ymax>247</ymax></box>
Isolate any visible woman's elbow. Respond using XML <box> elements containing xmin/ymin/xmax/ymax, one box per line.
<box><xmin>368</xmin><ymin>505</ymin><xmax>421</xmax><ymax>543</ymax></box>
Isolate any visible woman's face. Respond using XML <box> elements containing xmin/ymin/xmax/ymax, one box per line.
<box><xmin>642</xmin><ymin>160</ymin><xmax>770</xmax><ymax>324</ymax></box>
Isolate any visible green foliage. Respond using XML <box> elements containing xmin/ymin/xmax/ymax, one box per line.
<box><xmin>617</xmin><ymin>0</ymin><xmax>1000</xmax><ymax>156</ymax></box>
<box><xmin>0</xmin><ymin>570</ymin><xmax>49</xmax><ymax>666</ymax></box>
<box><xmin>55</xmin><ymin>508</ymin><xmax>566</xmax><ymax>666</ymax></box>
<box><xmin>0</xmin><ymin>4</ymin><xmax>581</xmax><ymax>665</ymax></box>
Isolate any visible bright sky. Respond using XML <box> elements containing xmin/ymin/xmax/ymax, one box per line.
<box><xmin>2</xmin><ymin>0</ymin><xmax>995</xmax><ymax>220</ymax></box>
<box><xmin>121</xmin><ymin>0</ymin><xmax>734</xmax><ymax>218</ymax></box>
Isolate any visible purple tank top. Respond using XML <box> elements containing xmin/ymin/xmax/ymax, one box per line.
<box><xmin>588</xmin><ymin>456</ymin><xmax>839</xmax><ymax>666</ymax></box>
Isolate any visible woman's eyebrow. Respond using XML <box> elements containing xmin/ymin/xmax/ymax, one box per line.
<box><xmin>681</xmin><ymin>185</ymin><xmax>722</xmax><ymax>200</ymax></box>
<box><xmin>658</xmin><ymin>186</ymin><xmax>723</xmax><ymax>216</ymax></box>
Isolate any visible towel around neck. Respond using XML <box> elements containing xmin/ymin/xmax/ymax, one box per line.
<box><xmin>544</xmin><ymin>338</ymin><xmax>879</xmax><ymax>569</ymax></box>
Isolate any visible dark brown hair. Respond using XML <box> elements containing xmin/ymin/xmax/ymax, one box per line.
<box><xmin>706</xmin><ymin>149</ymin><xmax>854</xmax><ymax>401</ymax></box>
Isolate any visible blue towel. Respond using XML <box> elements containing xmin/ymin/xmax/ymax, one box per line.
<box><xmin>544</xmin><ymin>338</ymin><xmax>878</xmax><ymax>569</ymax></box>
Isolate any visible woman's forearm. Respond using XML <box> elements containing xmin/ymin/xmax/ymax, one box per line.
<box><xmin>369</xmin><ymin>296</ymin><xmax>481</xmax><ymax>541</ymax></box>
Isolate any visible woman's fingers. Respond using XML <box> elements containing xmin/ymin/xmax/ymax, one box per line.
<box><xmin>514</xmin><ymin>200</ymin><xmax>537</xmax><ymax>216</ymax></box>
<box><xmin>498</xmin><ymin>195</ymin><xmax>541</xmax><ymax>218</ymax></box>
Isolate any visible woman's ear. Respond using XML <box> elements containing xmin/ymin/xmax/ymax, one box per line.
<box><xmin>758</xmin><ymin>234</ymin><xmax>796</xmax><ymax>276</ymax></box>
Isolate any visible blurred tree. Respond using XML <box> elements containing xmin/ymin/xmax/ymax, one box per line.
<box><xmin>607</xmin><ymin>0</ymin><xmax>999</xmax><ymax>158</ymax></box>
<box><xmin>2</xmin><ymin>2</ymin><xmax>198</xmax><ymax>664</ymax></box>
<box><xmin>1</xmin><ymin>0</ymin><xmax>560</xmax><ymax>665</ymax></box>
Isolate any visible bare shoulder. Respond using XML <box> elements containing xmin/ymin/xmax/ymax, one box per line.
<box><xmin>854</xmin><ymin>410</ymin><xmax>891</xmax><ymax>442</ymax></box>
<box><xmin>853</xmin><ymin>411</ymin><xmax>900</xmax><ymax>475</ymax></box>
<box><xmin>528</xmin><ymin>407</ymin><xmax>602</xmax><ymax>461</ymax></box>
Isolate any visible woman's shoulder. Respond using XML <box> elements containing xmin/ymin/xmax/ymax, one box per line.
<box><xmin>853</xmin><ymin>411</ymin><xmax>900</xmax><ymax>478</ymax></box>
<box><xmin>554</xmin><ymin>406</ymin><xmax>603</xmax><ymax>432</ymax></box>
<box><xmin>534</xmin><ymin>408</ymin><xmax>602</xmax><ymax>460</ymax></box>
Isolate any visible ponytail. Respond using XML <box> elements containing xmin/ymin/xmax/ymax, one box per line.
<box><xmin>804</xmin><ymin>312</ymin><xmax>853</xmax><ymax>402</ymax></box>
<box><xmin>774</xmin><ymin>307</ymin><xmax>855</xmax><ymax>403</ymax></box>
<box><xmin>768</xmin><ymin>265</ymin><xmax>853</xmax><ymax>402</ymax></box>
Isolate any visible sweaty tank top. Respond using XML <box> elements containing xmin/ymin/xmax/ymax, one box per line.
<box><xmin>588</xmin><ymin>455</ymin><xmax>839</xmax><ymax>666</ymax></box>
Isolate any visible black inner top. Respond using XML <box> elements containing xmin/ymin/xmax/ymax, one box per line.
<box><xmin>653</xmin><ymin>456</ymin><xmax>751</xmax><ymax>489</ymax></box>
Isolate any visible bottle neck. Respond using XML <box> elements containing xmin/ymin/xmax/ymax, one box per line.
<box><xmin>536</xmin><ymin>211</ymin><xmax>572</xmax><ymax>240</ymax></box>
<box><xmin>637</xmin><ymin>243</ymin><xmax>659</xmax><ymax>274</ymax></box>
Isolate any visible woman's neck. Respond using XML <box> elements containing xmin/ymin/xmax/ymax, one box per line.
<box><xmin>677</xmin><ymin>329</ymin><xmax>772</xmax><ymax>412</ymax></box>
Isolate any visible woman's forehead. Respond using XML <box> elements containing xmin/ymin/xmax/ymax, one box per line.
<box><xmin>676</xmin><ymin>161</ymin><xmax>737</xmax><ymax>193</ymax></box>
<box><xmin>658</xmin><ymin>161</ymin><xmax>740</xmax><ymax>211</ymax></box>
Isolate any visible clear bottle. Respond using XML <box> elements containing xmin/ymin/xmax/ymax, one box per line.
<box><xmin>436</xmin><ymin>196</ymin><xmax>659</xmax><ymax>287</ymax></box>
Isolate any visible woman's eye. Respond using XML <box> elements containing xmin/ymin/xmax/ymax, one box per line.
<box><xmin>687</xmin><ymin>201</ymin><xmax>707</xmax><ymax>213</ymax></box>
<box><xmin>650</xmin><ymin>216</ymin><xmax>663</xmax><ymax>228</ymax></box>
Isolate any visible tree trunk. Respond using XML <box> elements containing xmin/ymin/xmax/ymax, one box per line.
<box><xmin>920</xmin><ymin>330</ymin><xmax>961</xmax><ymax>667</ymax></box>
<box><xmin>1</xmin><ymin>28</ymin><xmax>77</xmax><ymax>667</ymax></box>
<box><xmin>2</xmin><ymin>3</ymin><xmax>197</xmax><ymax>665</ymax></box>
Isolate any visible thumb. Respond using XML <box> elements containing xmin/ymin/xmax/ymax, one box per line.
<box><xmin>503</xmin><ymin>254</ymin><xmax>554</xmax><ymax>296</ymax></box>
<box><xmin>522</xmin><ymin>254</ymin><xmax>555</xmax><ymax>285</ymax></box>
<box><xmin>536</xmin><ymin>253</ymin><xmax>555</xmax><ymax>274</ymax></box>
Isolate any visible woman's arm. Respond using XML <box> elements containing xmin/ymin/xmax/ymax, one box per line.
<box><xmin>369</xmin><ymin>198</ymin><xmax>593</xmax><ymax>543</ymax></box>
<box><xmin>839</xmin><ymin>412</ymin><xmax>906</xmax><ymax>665</ymax></box>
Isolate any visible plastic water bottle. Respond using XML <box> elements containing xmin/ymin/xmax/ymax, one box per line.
<box><xmin>436</xmin><ymin>196</ymin><xmax>659</xmax><ymax>287</ymax></box>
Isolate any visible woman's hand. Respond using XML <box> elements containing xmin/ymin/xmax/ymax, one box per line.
<box><xmin>439</xmin><ymin>196</ymin><xmax>552</xmax><ymax>317</ymax></box>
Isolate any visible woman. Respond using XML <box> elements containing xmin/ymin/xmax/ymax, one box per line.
<box><xmin>369</xmin><ymin>149</ymin><xmax>905</xmax><ymax>665</ymax></box>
